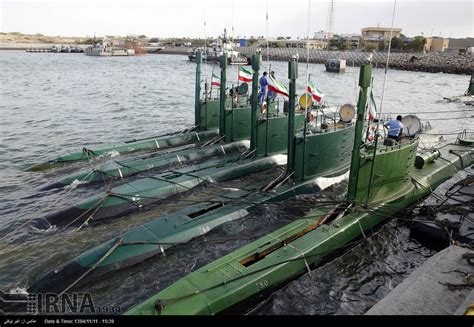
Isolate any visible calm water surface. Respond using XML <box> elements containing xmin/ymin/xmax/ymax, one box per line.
<box><xmin>0</xmin><ymin>51</ymin><xmax>472</xmax><ymax>314</ymax></box>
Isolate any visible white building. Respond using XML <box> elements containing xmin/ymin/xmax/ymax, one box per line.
<box><xmin>313</xmin><ymin>30</ymin><xmax>334</xmax><ymax>41</ymax></box>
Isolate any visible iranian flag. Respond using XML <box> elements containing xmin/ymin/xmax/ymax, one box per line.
<box><xmin>307</xmin><ymin>81</ymin><xmax>324</xmax><ymax>102</ymax></box>
<box><xmin>267</xmin><ymin>75</ymin><xmax>289</xmax><ymax>97</ymax></box>
<box><xmin>211</xmin><ymin>74</ymin><xmax>221</xmax><ymax>88</ymax></box>
<box><xmin>238</xmin><ymin>66</ymin><xmax>254</xmax><ymax>83</ymax></box>
<box><xmin>368</xmin><ymin>89</ymin><xmax>377</xmax><ymax>120</ymax></box>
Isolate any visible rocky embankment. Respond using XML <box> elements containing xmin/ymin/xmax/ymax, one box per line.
<box><xmin>387</xmin><ymin>53</ymin><xmax>471</xmax><ymax>74</ymax></box>
<box><xmin>159</xmin><ymin>46</ymin><xmax>471</xmax><ymax>75</ymax></box>
<box><xmin>238</xmin><ymin>47</ymin><xmax>472</xmax><ymax>75</ymax></box>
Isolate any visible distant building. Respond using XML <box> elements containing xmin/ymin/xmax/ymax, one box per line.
<box><xmin>340</xmin><ymin>33</ymin><xmax>361</xmax><ymax>50</ymax></box>
<box><xmin>361</xmin><ymin>27</ymin><xmax>402</xmax><ymax>48</ymax></box>
<box><xmin>313</xmin><ymin>30</ymin><xmax>334</xmax><ymax>41</ymax></box>
<box><xmin>424</xmin><ymin>37</ymin><xmax>449</xmax><ymax>52</ymax></box>
<box><xmin>262</xmin><ymin>38</ymin><xmax>328</xmax><ymax>49</ymax></box>
<box><xmin>446</xmin><ymin>37</ymin><xmax>474</xmax><ymax>55</ymax></box>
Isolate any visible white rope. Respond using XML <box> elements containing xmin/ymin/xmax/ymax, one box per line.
<box><xmin>305</xmin><ymin>0</ymin><xmax>312</xmax><ymax>119</ymax></box>
<box><xmin>357</xmin><ymin>218</ymin><xmax>367</xmax><ymax>239</ymax></box>
<box><xmin>160</xmin><ymin>244</ymin><xmax>166</xmax><ymax>257</ymax></box>
<box><xmin>267</xmin><ymin>233</ymin><xmax>312</xmax><ymax>277</ymax></box>
<box><xmin>305</xmin><ymin>0</ymin><xmax>311</xmax><ymax>85</ymax></box>
<box><xmin>59</xmin><ymin>238</ymin><xmax>123</xmax><ymax>295</ymax></box>
<box><xmin>266</xmin><ymin>0</ymin><xmax>270</xmax><ymax>66</ymax></box>
<box><xmin>203</xmin><ymin>0</ymin><xmax>208</xmax><ymax>84</ymax></box>
<box><xmin>74</xmin><ymin>193</ymin><xmax>112</xmax><ymax>231</ymax></box>
<box><xmin>286</xmin><ymin>243</ymin><xmax>312</xmax><ymax>277</ymax></box>
<box><xmin>231</xmin><ymin>0</ymin><xmax>235</xmax><ymax>41</ymax></box>
<box><xmin>378</xmin><ymin>0</ymin><xmax>397</xmax><ymax>118</ymax></box>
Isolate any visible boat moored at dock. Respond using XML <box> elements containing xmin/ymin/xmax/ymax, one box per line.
<box><xmin>26</xmin><ymin>128</ymin><xmax>219</xmax><ymax>172</ymax></box>
<box><xmin>29</xmin><ymin>55</ymin><xmax>359</xmax><ymax>293</ymax></box>
<box><xmin>41</xmin><ymin>141</ymin><xmax>250</xmax><ymax>190</ymax></box>
<box><xmin>33</xmin><ymin>53</ymin><xmax>308</xmax><ymax>227</ymax></box>
<box><xmin>85</xmin><ymin>41</ymin><xmax>135</xmax><ymax>56</ymax></box>
<box><xmin>124</xmin><ymin>63</ymin><xmax>474</xmax><ymax>316</ymax></box>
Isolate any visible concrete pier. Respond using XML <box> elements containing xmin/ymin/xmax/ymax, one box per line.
<box><xmin>366</xmin><ymin>245</ymin><xmax>473</xmax><ymax>315</ymax></box>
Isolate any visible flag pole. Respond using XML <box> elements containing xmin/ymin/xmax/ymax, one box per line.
<box><xmin>237</xmin><ymin>66</ymin><xmax>240</xmax><ymax>90</ymax></box>
<box><xmin>300</xmin><ymin>0</ymin><xmax>312</xmax><ymax>180</ymax></box>
<box><xmin>363</xmin><ymin>0</ymin><xmax>397</xmax><ymax>206</ymax></box>
<box><xmin>266</xmin><ymin>0</ymin><xmax>270</xmax><ymax>67</ymax></box>
<box><xmin>305</xmin><ymin>0</ymin><xmax>311</xmax><ymax>117</ymax></box>
<box><xmin>365</xmin><ymin>77</ymin><xmax>374</xmax><ymax>143</ymax></box>
<box><xmin>210</xmin><ymin>65</ymin><xmax>215</xmax><ymax>99</ymax></box>
<box><xmin>203</xmin><ymin>0</ymin><xmax>208</xmax><ymax>87</ymax></box>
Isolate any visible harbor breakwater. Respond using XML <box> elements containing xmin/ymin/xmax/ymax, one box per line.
<box><xmin>159</xmin><ymin>46</ymin><xmax>471</xmax><ymax>75</ymax></box>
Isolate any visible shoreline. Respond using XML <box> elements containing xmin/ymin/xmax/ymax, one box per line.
<box><xmin>158</xmin><ymin>46</ymin><xmax>472</xmax><ymax>75</ymax></box>
<box><xmin>2</xmin><ymin>43</ymin><xmax>471</xmax><ymax>75</ymax></box>
<box><xmin>0</xmin><ymin>43</ymin><xmax>90</xmax><ymax>50</ymax></box>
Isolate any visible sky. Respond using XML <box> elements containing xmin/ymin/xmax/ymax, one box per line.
<box><xmin>0</xmin><ymin>0</ymin><xmax>472</xmax><ymax>38</ymax></box>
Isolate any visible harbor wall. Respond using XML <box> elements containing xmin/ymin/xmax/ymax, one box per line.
<box><xmin>3</xmin><ymin>43</ymin><xmax>470</xmax><ymax>75</ymax></box>
<box><xmin>239</xmin><ymin>47</ymin><xmax>471</xmax><ymax>75</ymax></box>
<box><xmin>158</xmin><ymin>46</ymin><xmax>472</xmax><ymax>75</ymax></box>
